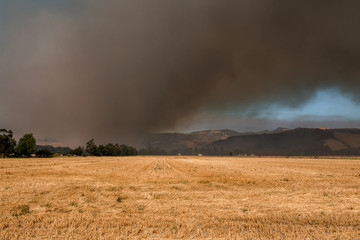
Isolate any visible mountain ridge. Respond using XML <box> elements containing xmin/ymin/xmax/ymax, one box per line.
<box><xmin>207</xmin><ymin>128</ymin><xmax>360</xmax><ymax>156</ymax></box>
<box><xmin>141</xmin><ymin>128</ymin><xmax>360</xmax><ymax>156</ymax></box>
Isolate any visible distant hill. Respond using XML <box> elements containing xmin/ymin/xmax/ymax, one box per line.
<box><xmin>140</xmin><ymin>128</ymin><xmax>360</xmax><ymax>156</ymax></box>
<box><xmin>207</xmin><ymin>128</ymin><xmax>360</xmax><ymax>156</ymax></box>
<box><xmin>140</xmin><ymin>128</ymin><xmax>289</xmax><ymax>154</ymax></box>
<box><xmin>141</xmin><ymin>129</ymin><xmax>241</xmax><ymax>154</ymax></box>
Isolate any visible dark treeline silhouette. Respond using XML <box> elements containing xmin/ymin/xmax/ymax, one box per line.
<box><xmin>1</xmin><ymin>129</ymin><xmax>137</xmax><ymax>158</ymax></box>
<box><xmin>0</xmin><ymin>129</ymin><xmax>16</xmax><ymax>158</ymax></box>
<box><xmin>80</xmin><ymin>139</ymin><xmax>138</xmax><ymax>157</ymax></box>
<box><xmin>35</xmin><ymin>145</ymin><xmax>72</xmax><ymax>155</ymax></box>
<box><xmin>0</xmin><ymin>129</ymin><xmax>56</xmax><ymax>158</ymax></box>
<box><xmin>0</xmin><ymin>129</ymin><xmax>37</xmax><ymax>157</ymax></box>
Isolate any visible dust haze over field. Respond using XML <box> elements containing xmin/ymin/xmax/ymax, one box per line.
<box><xmin>1</xmin><ymin>1</ymin><xmax>360</xmax><ymax>145</ymax></box>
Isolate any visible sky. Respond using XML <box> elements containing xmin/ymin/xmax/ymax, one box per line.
<box><xmin>259</xmin><ymin>89</ymin><xmax>360</xmax><ymax>121</ymax></box>
<box><xmin>1</xmin><ymin>1</ymin><xmax>360</xmax><ymax>147</ymax></box>
<box><xmin>177</xmin><ymin>88</ymin><xmax>360</xmax><ymax>133</ymax></box>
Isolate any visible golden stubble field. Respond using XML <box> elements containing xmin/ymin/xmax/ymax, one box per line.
<box><xmin>0</xmin><ymin>156</ymin><xmax>359</xmax><ymax>239</ymax></box>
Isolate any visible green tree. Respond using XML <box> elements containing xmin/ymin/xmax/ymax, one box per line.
<box><xmin>120</xmin><ymin>144</ymin><xmax>137</xmax><ymax>156</ymax></box>
<box><xmin>85</xmin><ymin>139</ymin><xmax>99</xmax><ymax>156</ymax></box>
<box><xmin>71</xmin><ymin>146</ymin><xmax>83</xmax><ymax>156</ymax></box>
<box><xmin>0</xmin><ymin>129</ymin><xmax>16</xmax><ymax>158</ymax></box>
<box><xmin>84</xmin><ymin>140</ymin><xmax>137</xmax><ymax>157</ymax></box>
<box><xmin>97</xmin><ymin>144</ymin><xmax>105</xmax><ymax>156</ymax></box>
<box><xmin>113</xmin><ymin>144</ymin><xmax>122</xmax><ymax>156</ymax></box>
<box><xmin>16</xmin><ymin>133</ymin><xmax>36</xmax><ymax>157</ymax></box>
<box><xmin>36</xmin><ymin>148</ymin><xmax>53</xmax><ymax>158</ymax></box>
<box><xmin>104</xmin><ymin>143</ymin><xmax>114</xmax><ymax>156</ymax></box>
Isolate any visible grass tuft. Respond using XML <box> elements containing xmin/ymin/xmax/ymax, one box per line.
<box><xmin>10</xmin><ymin>204</ymin><xmax>30</xmax><ymax>217</ymax></box>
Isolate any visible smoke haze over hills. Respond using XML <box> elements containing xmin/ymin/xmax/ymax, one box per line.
<box><xmin>1</xmin><ymin>1</ymin><xmax>360</xmax><ymax>145</ymax></box>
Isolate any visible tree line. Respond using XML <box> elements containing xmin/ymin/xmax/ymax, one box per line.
<box><xmin>0</xmin><ymin>129</ymin><xmax>137</xmax><ymax>158</ymax></box>
<box><xmin>0</xmin><ymin>129</ymin><xmax>39</xmax><ymax>157</ymax></box>
<box><xmin>70</xmin><ymin>139</ymin><xmax>137</xmax><ymax>156</ymax></box>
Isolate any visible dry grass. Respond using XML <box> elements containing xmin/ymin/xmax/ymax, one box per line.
<box><xmin>0</xmin><ymin>156</ymin><xmax>359</xmax><ymax>239</ymax></box>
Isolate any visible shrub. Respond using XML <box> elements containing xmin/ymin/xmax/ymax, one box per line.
<box><xmin>10</xmin><ymin>204</ymin><xmax>30</xmax><ymax>217</ymax></box>
<box><xmin>36</xmin><ymin>148</ymin><xmax>53</xmax><ymax>158</ymax></box>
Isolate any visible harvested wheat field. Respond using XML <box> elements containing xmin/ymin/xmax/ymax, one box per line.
<box><xmin>0</xmin><ymin>156</ymin><xmax>360</xmax><ymax>239</ymax></box>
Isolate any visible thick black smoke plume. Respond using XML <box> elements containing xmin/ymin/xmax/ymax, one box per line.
<box><xmin>1</xmin><ymin>1</ymin><xmax>360</xmax><ymax>145</ymax></box>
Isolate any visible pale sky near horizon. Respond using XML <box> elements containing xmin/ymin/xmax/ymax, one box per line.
<box><xmin>251</xmin><ymin>88</ymin><xmax>360</xmax><ymax>121</ymax></box>
<box><xmin>178</xmin><ymin>88</ymin><xmax>360</xmax><ymax>133</ymax></box>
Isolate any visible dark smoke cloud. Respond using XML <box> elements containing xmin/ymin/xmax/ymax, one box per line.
<box><xmin>1</xmin><ymin>0</ymin><xmax>360</xmax><ymax>146</ymax></box>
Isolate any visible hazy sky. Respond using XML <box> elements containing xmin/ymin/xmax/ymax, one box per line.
<box><xmin>1</xmin><ymin>1</ymin><xmax>360</xmax><ymax>146</ymax></box>
<box><xmin>179</xmin><ymin>88</ymin><xmax>360</xmax><ymax>133</ymax></box>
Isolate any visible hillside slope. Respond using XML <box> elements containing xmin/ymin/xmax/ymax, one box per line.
<box><xmin>207</xmin><ymin>128</ymin><xmax>360</xmax><ymax>156</ymax></box>
<box><xmin>141</xmin><ymin>129</ymin><xmax>240</xmax><ymax>153</ymax></box>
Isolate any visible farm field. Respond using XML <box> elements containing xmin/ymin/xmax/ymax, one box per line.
<box><xmin>0</xmin><ymin>156</ymin><xmax>359</xmax><ymax>239</ymax></box>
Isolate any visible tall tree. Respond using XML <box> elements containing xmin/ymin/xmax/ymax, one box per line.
<box><xmin>0</xmin><ymin>129</ymin><xmax>16</xmax><ymax>158</ymax></box>
<box><xmin>97</xmin><ymin>144</ymin><xmax>106</xmax><ymax>156</ymax></box>
<box><xmin>71</xmin><ymin>146</ymin><xmax>83</xmax><ymax>156</ymax></box>
<box><xmin>104</xmin><ymin>143</ymin><xmax>114</xmax><ymax>156</ymax></box>
<box><xmin>16</xmin><ymin>133</ymin><xmax>36</xmax><ymax>157</ymax></box>
<box><xmin>85</xmin><ymin>139</ymin><xmax>99</xmax><ymax>156</ymax></box>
